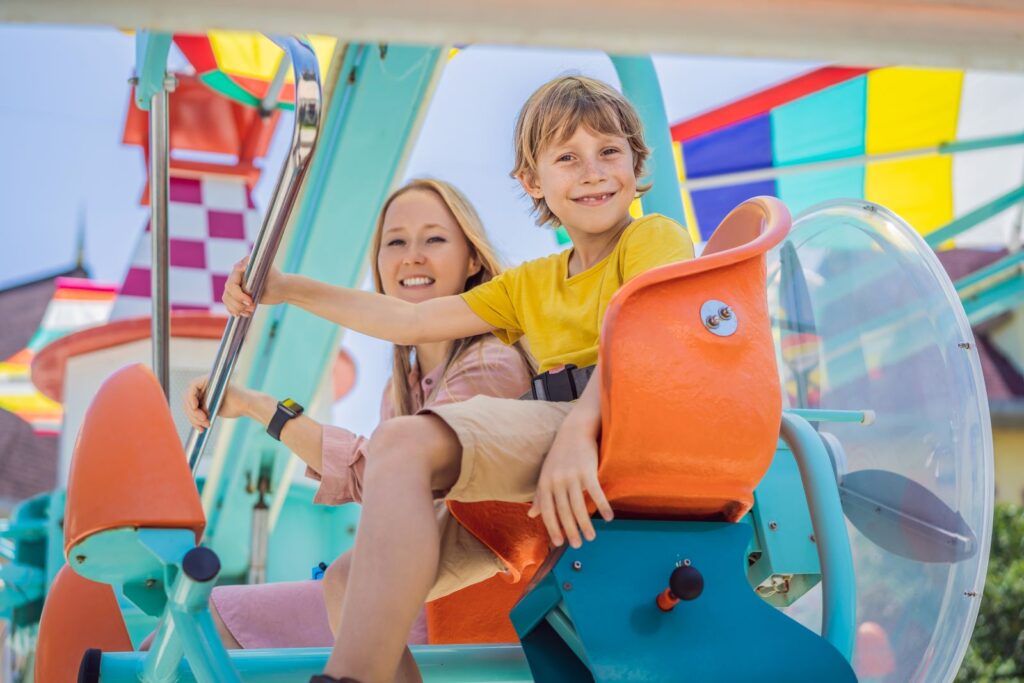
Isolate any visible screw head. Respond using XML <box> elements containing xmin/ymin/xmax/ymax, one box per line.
<box><xmin>145</xmin><ymin>578</ymin><xmax>156</xmax><ymax>588</ymax></box>
<box><xmin>562</xmin><ymin>582</ymin><xmax>573</xmax><ymax>592</ymax></box>
<box><xmin>719</xmin><ymin>306</ymin><xmax>732</xmax><ymax>320</ymax></box>
<box><xmin>768</xmin><ymin>521</ymin><xmax>779</xmax><ymax>531</ymax></box>
<box><xmin>706</xmin><ymin>315</ymin><xmax>721</xmax><ymax>328</ymax></box>
<box><xmin>75</xmin><ymin>555</ymin><xmax>86</xmax><ymax>564</ymax></box>
<box><xmin>572</xmin><ymin>560</ymin><xmax>583</xmax><ymax>571</ymax></box>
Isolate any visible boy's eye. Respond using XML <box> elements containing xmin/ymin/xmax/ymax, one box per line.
<box><xmin>602</xmin><ymin>147</ymin><xmax>621</xmax><ymax>156</ymax></box>
<box><xmin>557</xmin><ymin>154</ymin><xmax>574</xmax><ymax>162</ymax></box>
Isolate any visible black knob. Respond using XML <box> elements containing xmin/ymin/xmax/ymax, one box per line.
<box><xmin>657</xmin><ymin>563</ymin><xmax>704</xmax><ymax>611</ymax></box>
<box><xmin>669</xmin><ymin>564</ymin><xmax>704</xmax><ymax>601</ymax></box>
<box><xmin>182</xmin><ymin>546</ymin><xmax>221</xmax><ymax>583</ymax></box>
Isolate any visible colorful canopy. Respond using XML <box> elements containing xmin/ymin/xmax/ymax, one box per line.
<box><xmin>0</xmin><ymin>278</ymin><xmax>115</xmax><ymax>434</ymax></box>
<box><xmin>671</xmin><ymin>66</ymin><xmax>1024</xmax><ymax>247</ymax></box>
<box><xmin>174</xmin><ymin>32</ymin><xmax>337</xmax><ymax>110</ymax></box>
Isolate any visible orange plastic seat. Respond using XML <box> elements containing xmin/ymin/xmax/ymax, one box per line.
<box><xmin>597</xmin><ymin>196</ymin><xmax>790</xmax><ymax>520</ymax></box>
<box><xmin>426</xmin><ymin>501</ymin><xmax>546</xmax><ymax>643</ymax></box>
<box><xmin>64</xmin><ymin>363</ymin><xmax>205</xmax><ymax>556</ymax></box>
<box><xmin>446</xmin><ymin>198</ymin><xmax>791</xmax><ymax>613</ymax></box>
<box><xmin>36</xmin><ymin>565</ymin><xmax>133</xmax><ymax>683</ymax></box>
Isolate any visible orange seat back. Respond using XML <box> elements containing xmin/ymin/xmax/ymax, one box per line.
<box><xmin>597</xmin><ymin>197</ymin><xmax>790</xmax><ymax>521</ymax></box>
<box><xmin>36</xmin><ymin>565</ymin><xmax>133</xmax><ymax>682</ymax></box>
<box><xmin>64</xmin><ymin>363</ymin><xmax>205</xmax><ymax>555</ymax></box>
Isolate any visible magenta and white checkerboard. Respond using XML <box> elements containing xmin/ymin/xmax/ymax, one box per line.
<box><xmin>112</xmin><ymin>175</ymin><xmax>258</xmax><ymax>320</ymax></box>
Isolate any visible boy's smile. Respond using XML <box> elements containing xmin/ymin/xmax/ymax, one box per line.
<box><xmin>521</xmin><ymin>126</ymin><xmax>637</xmax><ymax>241</ymax></box>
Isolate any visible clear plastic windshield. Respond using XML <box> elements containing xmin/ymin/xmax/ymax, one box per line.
<box><xmin>767</xmin><ymin>200</ymin><xmax>993</xmax><ymax>683</ymax></box>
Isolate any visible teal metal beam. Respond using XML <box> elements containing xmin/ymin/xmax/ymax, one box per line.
<box><xmin>925</xmin><ymin>184</ymin><xmax>1024</xmax><ymax>248</ymax></box>
<box><xmin>101</xmin><ymin>644</ymin><xmax>532</xmax><ymax>682</ymax></box>
<box><xmin>202</xmin><ymin>44</ymin><xmax>445</xmax><ymax>579</ymax></box>
<box><xmin>610</xmin><ymin>56</ymin><xmax>685</xmax><ymax>226</ymax></box>
<box><xmin>133</xmin><ymin>31</ymin><xmax>173</xmax><ymax>111</ymax></box>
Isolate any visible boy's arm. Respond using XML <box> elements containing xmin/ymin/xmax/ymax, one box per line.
<box><xmin>529</xmin><ymin>368</ymin><xmax>614</xmax><ymax>548</ymax></box>
<box><xmin>286</xmin><ymin>275</ymin><xmax>492</xmax><ymax>345</ymax></box>
<box><xmin>224</xmin><ymin>260</ymin><xmax>492</xmax><ymax>345</ymax></box>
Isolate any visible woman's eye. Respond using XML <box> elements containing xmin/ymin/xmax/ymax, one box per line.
<box><xmin>427</xmin><ymin>236</ymin><xmax>447</xmax><ymax>244</ymax></box>
<box><xmin>386</xmin><ymin>239</ymin><xmax>405</xmax><ymax>247</ymax></box>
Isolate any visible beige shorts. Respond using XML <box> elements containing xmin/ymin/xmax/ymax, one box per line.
<box><xmin>423</xmin><ymin>395</ymin><xmax>573</xmax><ymax>601</ymax></box>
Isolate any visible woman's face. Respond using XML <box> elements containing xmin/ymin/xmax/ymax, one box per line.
<box><xmin>376</xmin><ymin>189</ymin><xmax>481</xmax><ymax>304</ymax></box>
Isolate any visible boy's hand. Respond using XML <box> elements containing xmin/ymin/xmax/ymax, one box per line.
<box><xmin>222</xmin><ymin>256</ymin><xmax>289</xmax><ymax>317</ymax></box>
<box><xmin>529</xmin><ymin>416</ymin><xmax>613</xmax><ymax>548</ymax></box>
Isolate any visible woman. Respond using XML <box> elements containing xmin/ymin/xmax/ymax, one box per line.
<box><xmin>182</xmin><ymin>178</ymin><xmax>533</xmax><ymax>651</ymax></box>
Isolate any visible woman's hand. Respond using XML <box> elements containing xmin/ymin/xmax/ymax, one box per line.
<box><xmin>222</xmin><ymin>256</ymin><xmax>290</xmax><ymax>317</ymax></box>
<box><xmin>183</xmin><ymin>376</ymin><xmax>257</xmax><ymax>431</ymax></box>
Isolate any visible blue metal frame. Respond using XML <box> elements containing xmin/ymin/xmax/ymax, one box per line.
<box><xmin>610</xmin><ymin>55</ymin><xmax>686</xmax><ymax>226</ymax></box>
<box><xmin>779</xmin><ymin>412</ymin><xmax>857</xmax><ymax>660</ymax></box>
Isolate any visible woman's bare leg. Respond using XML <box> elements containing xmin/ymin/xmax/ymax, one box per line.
<box><xmin>321</xmin><ymin>415</ymin><xmax>461</xmax><ymax>683</ymax></box>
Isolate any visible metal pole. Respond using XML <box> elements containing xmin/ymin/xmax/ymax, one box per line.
<box><xmin>184</xmin><ymin>36</ymin><xmax>323</xmax><ymax>475</ymax></box>
<box><xmin>150</xmin><ymin>74</ymin><xmax>175</xmax><ymax>401</ymax></box>
<box><xmin>779</xmin><ymin>412</ymin><xmax>857</xmax><ymax>662</ymax></box>
<box><xmin>610</xmin><ymin>55</ymin><xmax>685</xmax><ymax>225</ymax></box>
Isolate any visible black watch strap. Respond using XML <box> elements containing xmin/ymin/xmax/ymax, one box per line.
<box><xmin>267</xmin><ymin>398</ymin><xmax>304</xmax><ymax>441</ymax></box>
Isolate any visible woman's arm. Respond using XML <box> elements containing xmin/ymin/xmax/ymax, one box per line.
<box><xmin>244</xmin><ymin>392</ymin><xmax>326</xmax><ymax>474</ymax></box>
<box><xmin>183</xmin><ymin>376</ymin><xmax>327</xmax><ymax>473</ymax></box>
<box><xmin>223</xmin><ymin>260</ymin><xmax>492</xmax><ymax>346</ymax></box>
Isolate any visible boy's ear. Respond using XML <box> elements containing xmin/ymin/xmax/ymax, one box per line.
<box><xmin>516</xmin><ymin>170</ymin><xmax>544</xmax><ymax>199</ymax></box>
<box><xmin>467</xmin><ymin>252</ymin><xmax>483</xmax><ymax>278</ymax></box>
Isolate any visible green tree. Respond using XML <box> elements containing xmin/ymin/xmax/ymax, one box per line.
<box><xmin>957</xmin><ymin>502</ymin><xmax>1024</xmax><ymax>682</ymax></box>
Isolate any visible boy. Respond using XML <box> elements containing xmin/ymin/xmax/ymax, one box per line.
<box><xmin>224</xmin><ymin>75</ymin><xmax>694</xmax><ymax>682</ymax></box>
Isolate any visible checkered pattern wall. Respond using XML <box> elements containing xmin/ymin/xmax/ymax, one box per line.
<box><xmin>112</xmin><ymin>175</ymin><xmax>258</xmax><ymax>320</ymax></box>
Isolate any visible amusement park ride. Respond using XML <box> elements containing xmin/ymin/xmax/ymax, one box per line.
<box><xmin>2</xmin><ymin>2</ymin><xmax>1021</xmax><ymax>681</ymax></box>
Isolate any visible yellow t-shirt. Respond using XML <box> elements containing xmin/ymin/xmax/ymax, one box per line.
<box><xmin>462</xmin><ymin>214</ymin><xmax>694</xmax><ymax>372</ymax></box>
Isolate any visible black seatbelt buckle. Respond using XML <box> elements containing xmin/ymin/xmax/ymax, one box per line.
<box><xmin>531</xmin><ymin>364</ymin><xmax>579</xmax><ymax>402</ymax></box>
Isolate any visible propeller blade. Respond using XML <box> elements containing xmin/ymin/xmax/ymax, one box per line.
<box><xmin>838</xmin><ymin>469</ymin><xmax>977</xmax><ymax>564</ymax></box>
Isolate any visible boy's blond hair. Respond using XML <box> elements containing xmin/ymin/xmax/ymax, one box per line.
<box><xmin>511</xmin><ymin>75</ymin><xmax>651</xmax><ymax>227</ymax></box>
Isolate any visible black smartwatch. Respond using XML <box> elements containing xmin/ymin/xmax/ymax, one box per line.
<box><xmin>267</xmin><ymin>398</ymin><xmax>304</xmax><ymax>441</ymax></box>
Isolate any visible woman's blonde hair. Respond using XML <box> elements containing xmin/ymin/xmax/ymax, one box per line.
<box><xmin>511</xmin><ymin>75</ymin><xmax>651</xmax><ymax>227</ymax></box>
<box><xmin>369</xmin><ymin>178</ymin><xmax>531</xmax><ymax>416</ymax></box>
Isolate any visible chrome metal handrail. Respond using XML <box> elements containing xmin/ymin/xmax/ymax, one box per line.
<box><xmin>185</xmin><ymin>36</ymin><xmax>323</xmax><ymax>474</ymax></box>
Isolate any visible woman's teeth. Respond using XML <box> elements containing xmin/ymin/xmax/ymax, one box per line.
<box><xmin>401</xmin><ymin>277</ymin><xmax>435</xmax><ymax>287</ymax></box>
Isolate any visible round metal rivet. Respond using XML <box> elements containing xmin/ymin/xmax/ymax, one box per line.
<box><xmin>682</xmin><ymin>559</ymin><xmax>691</xmax><ymax>567</ymax></box>
<box><xmin>562</xmin><ymin>582</ymin><xmax>573</xmax><ymax>591</ymax></box>
<box><xmin>701</xmin><ymin>300</ymin><xmax>738</xmax><ymax>337</ymax></box>
<box><xmin>768</xmin><ymin>521</ymin><xmax>779</xmax><ymax>531</ymax></box>
<box><xmin>145</xmin><ymin>578</ymin><xmax>156</xmax><ymax>588</ymax></box>
<box><xmin>572</xmin><ymin>560</ymin><xmax>583</xmax><ymax>571</ymax></box>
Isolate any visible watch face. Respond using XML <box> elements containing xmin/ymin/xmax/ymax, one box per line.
<box><xmin>281</xmin><ymin>398</ymin><xmax>304</xmax><ymax>415</ymax></box>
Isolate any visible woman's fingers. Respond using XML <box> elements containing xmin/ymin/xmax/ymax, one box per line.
<box><xmin>183</xmin><ymin>378</ymin><xmax>210</xmax><ymax>430</ymax></box>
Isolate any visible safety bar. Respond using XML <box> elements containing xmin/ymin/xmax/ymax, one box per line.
<box><xmin>779</xmin><ymin>412</ymin><xmax>857</xmax><ymax>662</ymax></box>
<box><xmin>185</xmin><ymin>36</ymin><xmax>323</xmax><ymax>474</ymax></box>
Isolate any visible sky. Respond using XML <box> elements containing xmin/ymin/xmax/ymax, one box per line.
<box><xmin>0</xmin><ymin>23</ymin><xmax>815</xmax><ymax>434</ymax></box>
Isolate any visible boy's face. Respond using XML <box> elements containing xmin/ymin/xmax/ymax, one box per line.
<box><xmin>521</xmin><ymin>125</ymin><xmax>637</xmax><ymax>236</ymax></box>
